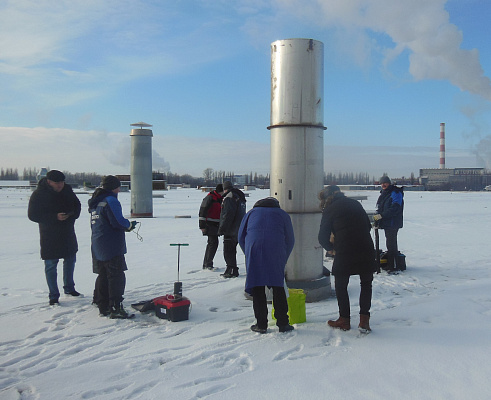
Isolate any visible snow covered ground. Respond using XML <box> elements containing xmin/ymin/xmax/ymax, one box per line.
<box><xmin>1</xmin><ymin>187</ymin><xmax>490</xmax><ymax>399</ymax></box>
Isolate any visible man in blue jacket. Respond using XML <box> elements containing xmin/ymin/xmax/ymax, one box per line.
<box><xmin>239</xmin><ymin>197</ymin><xmax>295</xmax><ymax>334</ymax></box>
<box><xmin>88</xmin><ymin>176</ymin><xmax>137</xmax><ymax>318</ymax></box>
<box><xmin>374</xmin><ymin>176</ymin><xmax>404</xmax><ymax>272</ymax></box>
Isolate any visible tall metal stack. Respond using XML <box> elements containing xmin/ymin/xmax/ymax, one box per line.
<box><xmin>130</xmin><ymin>122</ymin><xmax>153</xmax><ymax>218</ymax></box>
<box><xmin>268</xmin><ymin>38</ymin><xmax>331</xmax><ymax>301</ymax></box>
<box><xmin>440</xmin><ymin>123</ymin><xmax>446</xmax><ymax>169</ymax></box>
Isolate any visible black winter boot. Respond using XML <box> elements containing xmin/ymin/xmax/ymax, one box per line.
<box><xmin>109</xmin><ymin>303</ymin><xmax>134</xmax><ymax>319</ymax></box>
<box><xmin>222</xmin><ymin>267</ymin><xmax>239</xmax><ymax>278</ymax></box>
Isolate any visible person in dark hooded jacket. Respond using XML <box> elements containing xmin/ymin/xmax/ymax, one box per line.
<box><xmin>198</xmin><ymin>183</ymin><xmax>224</xmax><ymax>270</ymax></box>
<box><xmin>318</xmin><ymin>185</ymin><xmax>374</xmax><ymax>333</ymax></box>
<box><xmin>239</xmin><ymin>197</ymin><xmax>295</xmax><ymax>334</ymax></box>
<box><xmin>28</xmin><ymin>170</ymin><xmax>82</xmax><ymax>305</ymax></box>
<box><xmin>218</xmin><ymin>181</ymin><xmax>246</xmax><ymax>278</ymax></box>
<box><xmin>88</xmin><ymin>175</ymin><xmax>137</xmax><ymax>319</ymax></box>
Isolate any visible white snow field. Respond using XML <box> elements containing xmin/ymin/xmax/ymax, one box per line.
<box><xmin>0</xmin><ymin>187</ymin><xmax>490</xmax><ymax>399</ymax></box>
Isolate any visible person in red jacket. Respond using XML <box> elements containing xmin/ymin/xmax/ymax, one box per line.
<box><xmin>198</xmin><ymin>184</ymin><xmax>224</xmax><ymax>270</ymax></box>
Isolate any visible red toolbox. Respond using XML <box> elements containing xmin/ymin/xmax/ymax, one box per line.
<box><xmin>153</xmin><ymin>295</ymin><xmax>191</xmax><ymax>322</ymax></box>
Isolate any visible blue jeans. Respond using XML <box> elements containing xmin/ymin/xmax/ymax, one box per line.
<box><xmin>44</xmin><ymin>254</ymin><xmax>76</xmax><ymax>300</ymax></box>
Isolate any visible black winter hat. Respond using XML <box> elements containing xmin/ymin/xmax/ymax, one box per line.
<box><xmin>223</xmin><ymin>181</ymin><xmax>233</xmax><ymax>191</ymax></box>
<box><xmin>102</xmin><ymin>175</ymin><xmax>121</xmax><ymax>191</ymax></box>
<box><xmin>379</xmin><ymin>176</ymin><xmax>391</xmax><ymax>184</ymax></box>
<box><xmin>215</xmin><ymin>183</ymin><xmax>223</xmax><ymax>192</ymax></box>
<box><xmin>46</xmin><ymin>170</ymin><xmax>65</xmax><ymax>182</ymax></box>
<box><xmin>320</xmin><ymin>185</ymin><xmax>340</xmax><ymax>199</ymax></box>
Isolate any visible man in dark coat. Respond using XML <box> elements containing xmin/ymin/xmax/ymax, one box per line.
<box><xmin>238</xmin><ymin>197</ymin><xmax>295</xmax><ymax>334</ymax></box>
<box><xmin>198</xmin><ymin>184</ymin><xmax>224</xmax><ymax>270</ymax></box>
<box><xmin>318</xmin><ymin>185</ymin><xmax>374</xmax><ymax>333</ymax></box>
<box><xmin>218</xmin><ymin>181</ymin><xmax>246</xmax><ymax>278</ymax></box>
<box><xmin>88</xmin><ymin>175</ymin><xmax>137</xmax><ymax>318</ymax></box>
<box><xmin>28</xmin><ymin>170</ymin><xmax>82</xmax><ymax>305</ymax></box>
<box><xmin>374</xmin><ymin>175</ymin><xmax>404</xmax><ymax>272</ymax></box>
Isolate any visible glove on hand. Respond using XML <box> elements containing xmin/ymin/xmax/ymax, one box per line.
<box><xmin>127</xmin><ymin>220</ymin><xmax>138</xmax><ymax>232</ymax></box>
<box><xmin>373</xmin><ymin>214</ymin><xmax>382</xmax><ymax>221</ymax></box>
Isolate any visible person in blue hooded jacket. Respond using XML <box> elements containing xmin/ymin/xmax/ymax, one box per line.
<box><xmin>88</xmin><ymin>176</ymin><xmax>137</xmax><ymax>319</ymax></box>
<box><xmin>238</xmin><ymin>197</ymin><xmax>295</xmax><ymax>334</ymax></box>
<box><xmin>373</xmin><ymin>175</ymin><xmax>404</xmax><ymax>271</ymax></box>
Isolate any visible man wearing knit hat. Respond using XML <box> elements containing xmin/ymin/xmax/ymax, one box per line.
<box><xmin>88</xmin><ymin>175</ymin><xmax>137</xmax><ymax>318</ymax></box>
<box><xmin>374</xmin><ymin>175</ymin><xmax>405</xmax><ymax>272</ymax></box>
<box><xmin>28</xmin><ymin>169</ymin><xmax>82</xmax><ymax>305</ymax></box>
<box><xmin>218</xmin><ymin>181</ymin><xmax>246</xmax><ymax>278</ymax></box>
<box><xmin>199</xmin><ymin>183</ymin><xmax>224</xmax><ymax>270</ymax></box>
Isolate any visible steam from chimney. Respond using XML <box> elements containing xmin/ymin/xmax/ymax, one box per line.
<box><xmin>275</xmin><ymin>1</ymin><xmax>491</xmax><ymax>102</ymax></box>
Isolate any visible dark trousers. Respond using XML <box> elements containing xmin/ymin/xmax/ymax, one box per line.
<box><xmin>384</xmin><ymin>228</ymin><xmax>399</xmax><ymax>255</ymax></box>
<box><xmin>223</xmin><ymin>235</ymin><xmax>238</xmax><ymax>269</ymax></box>
<box><xmin>94</xmin><ymin>255</ymin><xmax>127</xmax><ymax>308</ymax></box>
<box><xmin>252</xmin><ymin>286</ymin><xmax>289</xmax><ymax>329</ymax></box>
<box><xmin>334</xmin><ymin>271</ymin><xmax>373</xmax><ymax>318</ymax></box>
<box><xmin>384</xmin><ymin>228</ymin><xmax>399</xmax><ymax>269</ymax></box>
<box><xmin>203</xmin><ymin>235</ymin><xmax>219</xmax><ymax>268</ymax></box>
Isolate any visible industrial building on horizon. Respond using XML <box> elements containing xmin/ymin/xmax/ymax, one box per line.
<box><xmin>418</xmin><ymin>122</ymin><xmax>491</xmax><ymax>191</ymax></box>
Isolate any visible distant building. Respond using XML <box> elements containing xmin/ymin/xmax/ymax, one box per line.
<box><xmin>233</xmin><ymin>174</ymin><xmax>247</xmax><ymax>187</ymax></box>
<box><xmin>420</xmin><ymin>168</ymin><xmax>491</xmax><ymax>191</ymax></box>
<box><xmin>115</xmin><ymin>173</ymin><xmax>167</xmax><ymax>191</ymax></box>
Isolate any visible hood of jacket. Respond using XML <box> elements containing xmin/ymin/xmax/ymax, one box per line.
<box><xmin>229</xmin><ymin>188</ymin><xmax>246</xmax><ymax>203</ymax></box>
<box><xmin>253</xmin><ymin>197</ymin><xmax>280</xmax><ymax>208</ymax></box>
<box><xmin>88</xmin><ymin>188</ymin><xmax>114</xmax><ymax>209</ymax></box>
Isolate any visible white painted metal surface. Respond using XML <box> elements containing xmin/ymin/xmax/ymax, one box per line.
<box><xmin>269</xmin><ymin>38</ymin><xmax>330</xmax><ymax>301</ymax></box>
<box><xmin>130</xmin><ymin>127</ymin><xmax>153</xmax><ymax>217</ymax></box>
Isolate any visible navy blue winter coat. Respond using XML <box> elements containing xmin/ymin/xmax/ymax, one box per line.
<box><xmin>88</xmin><ymin>188</ymin><xmax>130</xmax><ymax>262</ymax></box>
<box><xmin>238</xmin><ymin>198</ymin><xmax>295</xmax><ymax>292</ymax></box>
<box><xmin>376</xmin><ymin>185</ymin><xmax>404</xmax><ymax>229</ymax></box>
<box><xmin>28</xmin><ymin>178</ymin><xmax>81</xmax><ymax>260</ymax></box>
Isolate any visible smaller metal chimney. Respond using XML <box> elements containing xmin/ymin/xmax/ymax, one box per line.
<box><xmin>440</xmin><ymin>123</ymin><xmax>445</xmax><ymax>169</ymax></box>
<box><xmin>130</xmin><ymin>122</ymin><xmax>153</xmax><ymax>217</ymax></box>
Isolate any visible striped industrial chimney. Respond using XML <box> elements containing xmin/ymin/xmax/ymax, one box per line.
<box><xmin>440</xmin><ymin>123</ymin><xmax>445</xmax><ymax>169</ymax></box>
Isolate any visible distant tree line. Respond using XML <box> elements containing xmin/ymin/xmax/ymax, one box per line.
<box><xmin>0</xmin><ymin>167</ymin><xmax>105</xmax><ymax>187</ymax></box>
<box><xmin>1</xmin><ymin>167</ymin><xmax>418</xmax><ymax>187</ymax></box>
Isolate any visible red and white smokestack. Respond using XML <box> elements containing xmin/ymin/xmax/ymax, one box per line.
<box><xmin>440</xmin><ymin>122</ymin><xmax>445</xmax><ymax>169</ymax></box>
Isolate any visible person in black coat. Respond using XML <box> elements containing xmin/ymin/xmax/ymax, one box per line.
<box><xmin>28</xmin><ymin>170</ymin><xmax>82</xmax><ymax>305</ymax></box>
<box><xmin>318</xmin><ymin>185</ymin><xmax>374</xmax><ymax>333</ymax></box>
<box><xmin>374</xmin><ymin>175</ymin><xmax>404</xmax><ymax>271</ymax></box>
<box><xmin>198</xmin><ymin>184</ymin><xmax>224</xmax><ymax>270</ymax></box>
<box><xmin>218</xmin><ymin>181</ymin><xmax>246</xmax><ymax>278</ymax></box>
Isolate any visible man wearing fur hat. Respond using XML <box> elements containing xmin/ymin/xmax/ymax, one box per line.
<box><xmin>88</xmin><ymin>175</ymin><xmax>137</xmax><ymax>318</ymax></box>
<box><xmin>218</xmin><ymin>181</ymin><xmax>246</xmax><ymax>278</ymax></box>
<box><xmin>374</xmin><ymin>175</ymin><xmax>404</xmax><ymax>272</ymax></box>
<box><xmin>318</xmin><ymin>185</ymin><xmax>374</xmax><ymax>333</ymax></box>
<box><xmin>28</xmin><ymin>169</ymin><xmax>82</xmax><ymax>305</ymax></box>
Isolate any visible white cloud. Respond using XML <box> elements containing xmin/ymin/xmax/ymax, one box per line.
<box><xmin>271</xmin><ymin>0</ymin><xmax>491</xmax><ymax>101</ymax></box>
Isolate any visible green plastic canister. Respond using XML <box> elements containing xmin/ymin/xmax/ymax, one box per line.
<box><xmin>272</xmin><ymin>288</ymin><xmax>306</xmax><ymax>324</ymax></box>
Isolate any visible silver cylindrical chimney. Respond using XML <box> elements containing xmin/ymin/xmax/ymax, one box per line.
<box><xmin>440</xmin><ymin>123</ymin><xmax>445</xmax><ymax>169</ymax></box>
<box><xmin>130</xmin><ymin>123</ymin><xmax>153</xmax><ymax>217</ymax></box>
<box><xmin>268</xmin><ymin>38</ymin><xmax>331</xmax><ymax>301</ymax></box>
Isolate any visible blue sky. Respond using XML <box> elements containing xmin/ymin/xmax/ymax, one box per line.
<box><xmin>1</xmin><ymin>0</ymin><xmax>490</xmax><ymax>179</ymax></box>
